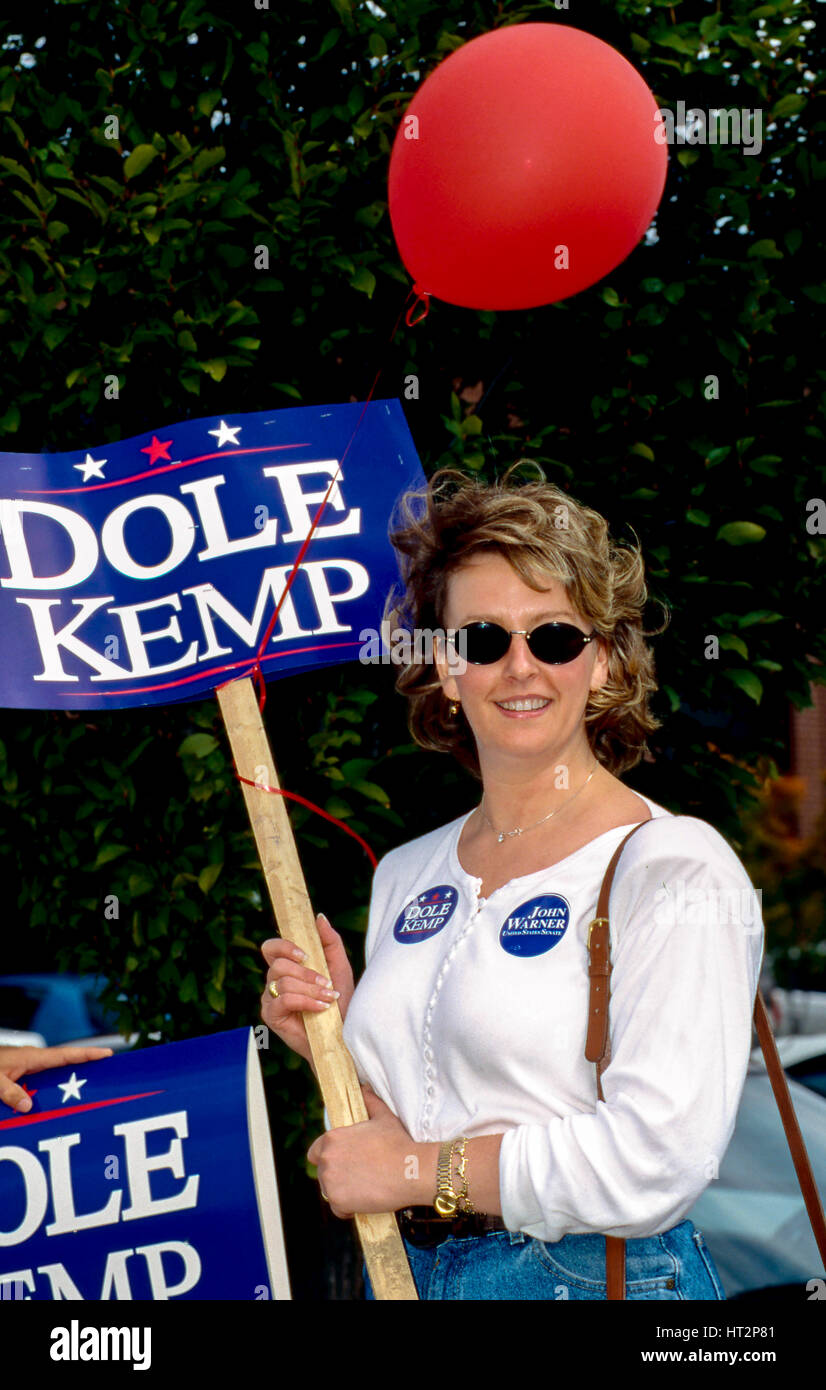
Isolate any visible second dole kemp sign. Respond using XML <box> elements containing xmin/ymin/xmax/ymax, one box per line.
<box><xmin>0</xmin><ymin>1030</ymin><xmax>291</xmax><ymax>1301</ymax></box>
<box><xmin>0</xmin><ymin>398</ymin><xmax>425</xmax><ymax>709</ymax></box>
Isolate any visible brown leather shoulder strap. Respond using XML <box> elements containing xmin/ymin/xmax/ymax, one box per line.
<box><xmin>753</xmin><ymin>987</ymin><xmax>826</xmax><ymax>1267</ymax></box>
<box><xmin>585</xmin><ymin>820</ymin><xmax>650</xmax><ymax>1070</ymax></box>
<box><xmin>586</xmin><ymin>818</ymin><xmax>653</xmax><ymax>1301</ymax></box>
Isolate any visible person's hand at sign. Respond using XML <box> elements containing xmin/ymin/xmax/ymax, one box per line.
<box><xmin>0</xmin><ymin>1045</ymin><xmax>114</xmax><ymax>1114</ymax></box>
<box><xmin>260</xmin><ymin>912</ymin><xmax>355</xmax><ymax>1066</ymax></box>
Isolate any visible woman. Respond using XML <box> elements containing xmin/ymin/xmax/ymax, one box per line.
<box><xmin>260</xmin><ymin>466</ymin><xmax>764</xmax><ymax>1301</ymax></box>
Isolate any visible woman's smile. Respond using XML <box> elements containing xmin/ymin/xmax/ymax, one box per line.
<box><xmin>493</xmin><ymin>695</ymin><xmax>552</xmax><ymax>717</ymax></box>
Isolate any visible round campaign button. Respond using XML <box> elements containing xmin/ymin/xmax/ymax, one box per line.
<box><xmin>499</xmin><ymin>894</ymin><xmax>570</xmax><ymax>958</ymax></box>
<box><xmin>393</xmin><ymin>885</ymin><xmax>459</xmax><ymax>944</ymax></box>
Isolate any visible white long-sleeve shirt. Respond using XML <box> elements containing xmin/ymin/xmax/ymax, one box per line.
<box><xmin>341</xmin><ymin>793</ymin><xmax>764</xmax><ymax>1241</ymax></box>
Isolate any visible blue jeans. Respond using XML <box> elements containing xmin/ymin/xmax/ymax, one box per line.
<box><xmin>364</xmin><ymin>1220</ymin><xmax>726</xmax><ymax>1300</ymax></box>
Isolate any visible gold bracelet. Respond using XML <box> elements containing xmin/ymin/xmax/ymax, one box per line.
<box><xmin>452</xmin><ymin>1135</ymin><xmax>475</xmax><ymax>1214</ymax></box>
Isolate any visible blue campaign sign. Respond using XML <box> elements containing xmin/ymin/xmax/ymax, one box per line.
<box><xmin>0</xmin><ymin>399</ymin><xmax>425</xmax><ymax>709</ymax></box>
<box><xmin>0</xmin><ymin>1029</ymin><xmax>291</xmax><ymax>1301</ymax></box>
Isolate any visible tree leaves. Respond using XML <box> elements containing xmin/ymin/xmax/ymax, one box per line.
<box><xmin>123</xmin><ymin>144</ymin><xmax>158</xmax><ymax>180</ymax></box>
<box><xmin>724</xmin><ymin>669</ymin><xmax>764</xmax><ymax>704</ymax></box>
<box><xmin>178</xmin><ymin>734</ymin><xmax>219</xmax><ymax>759</ymax></box>
<box><xmin>93</xmin><ymin>843</ymin><xmax>130</xmax><ymax>869</ymax></box>
<box><xmin>198</xmin><ymin>862</ymin><xmax>223</xmax><ymax>894</ymax></box>
<box><xmin>349</xmin><ymin>266</ymin><xmax>376</xmax><ymax>298</ymax></box>
<box><xmin>716</xmin><ymin>521</ymin><xmax>767</xmax><ymax>546</ymax></box>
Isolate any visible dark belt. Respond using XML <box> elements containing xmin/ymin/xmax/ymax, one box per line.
<box><xmin>397</xmin><ymin>1206</ymin><xmax>507</xmax><ymax>1248</ymax></box>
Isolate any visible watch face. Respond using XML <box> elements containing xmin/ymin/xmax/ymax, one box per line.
<box><xmin>434</xmin><ymin>1194</ymin><xmax>457</xmax><ymax>1217</ymax></box>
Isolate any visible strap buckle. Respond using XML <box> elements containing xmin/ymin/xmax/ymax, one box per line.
<box><xmin>587</xmin><ymin>917</ymin><xmax>609</xmax><ymax>950</ymax></box>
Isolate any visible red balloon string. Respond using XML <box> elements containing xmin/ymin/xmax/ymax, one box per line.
<box><xmin>229</xmin><ymin>282</ymin><xmax>421</xmax><ymax>714</ymax></box>
<box><xmin>234</xmin><ymin>772</ymin><xmax>378</xmax><ymax>871</ymax></box>
<box><xmin>219</xmin><ymin>281</ymin><xmax>424</xmax><ymax>871</ymax></box>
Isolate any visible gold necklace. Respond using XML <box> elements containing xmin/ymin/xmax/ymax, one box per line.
<box><xmin>480</xmin><ymin>765</ymin><xmax>598</xmax><ymax>843</ymax></box>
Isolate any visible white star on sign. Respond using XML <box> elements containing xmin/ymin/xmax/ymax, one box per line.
<box><xmin>208</xmin><ymin>419</ymin><xmax>241</xmax><ymax>447</ymax></box>
<box><xmin>57</xmin><ymin>1072</ymin><xmax>88</xmax><ymax>1103</ymax></box>
<box><xmin>74</xmin><ymin>453</ymin><xmax>107</xmax><ymax>481</ymax></box>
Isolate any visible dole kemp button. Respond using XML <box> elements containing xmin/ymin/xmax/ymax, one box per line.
<box><xmin>393</xmin><ymin>885</ymin><xmax>459</xmax><ymax>944</ymax></box>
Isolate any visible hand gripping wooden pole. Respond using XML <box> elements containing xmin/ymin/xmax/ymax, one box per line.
<box><xmin>216</xmin><ymin>676</ymin><xmax>418</xmax><ymax>1300</ymax></box>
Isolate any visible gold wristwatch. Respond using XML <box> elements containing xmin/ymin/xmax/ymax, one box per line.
<box><xmin>433</xmin><ymin>1140</ymin><xmax>461</xmax><ymax>1216</ymax></box>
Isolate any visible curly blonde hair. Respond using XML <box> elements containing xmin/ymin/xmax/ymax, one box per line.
<box><xmin>386</xmin><ymin>463</ymin><xmax>666</xmax><ymax>778</ymax></box>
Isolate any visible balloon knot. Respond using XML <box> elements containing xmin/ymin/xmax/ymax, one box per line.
<box><xmin>405</xmin><ymin>283</ymin><xmax>431</xmax><ymax>327</ymax></box>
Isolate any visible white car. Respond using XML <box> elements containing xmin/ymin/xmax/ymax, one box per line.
<box><xmin>0</xmin><ymin>975</ymin><xmax>137</xmax><ymax>1051</ymax></box>
<box><xmin>0</xmin><ymin>1028</ymin><xmax>47</xmax><ymax>1048</ymax></box>
<box><xmin>750</xmin><ymin>1032</ymin><xmax>826</xmax><ymax>1075</ymax></box>
<box><xmin>767</xmin><ymin>989</ymin><xmax>826</xmax><ymax>1038</ymax></box>
<box><xmin>687</xmin><ymin>1043</ymin><xmax>826</xmax><ymax>1298</ymax></box>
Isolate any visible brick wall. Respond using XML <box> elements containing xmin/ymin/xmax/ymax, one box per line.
<box><xmin>790</xmin><ymin>682</ymin><xmax>826</xmax><ymax>838</ymax></box>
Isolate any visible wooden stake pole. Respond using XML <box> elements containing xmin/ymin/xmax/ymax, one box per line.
<box><xmin>216</xmin><ymin>676</ymin><xmax>418</xmax><ymax>1300</ymax></box>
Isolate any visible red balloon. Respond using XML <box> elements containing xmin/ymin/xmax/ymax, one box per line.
<box><xmin>388</xmin><ymin>23</ymin><xmax>667</xmax><ymax>310</ymax></box>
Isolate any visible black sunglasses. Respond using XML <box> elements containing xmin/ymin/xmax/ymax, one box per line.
<box><xmin>447</xmin><ymin>621</ymin><xmax>596</xmax><ymax>666</ymax></box>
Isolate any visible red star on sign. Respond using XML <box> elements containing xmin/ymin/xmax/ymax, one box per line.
<box><xmin>140</xmin><ymin>435</ymin><xmax>173</xmax><ymax>465</ymax></box>
<box><xmin>21</xmin><ymin>1084</ymin><xmax>37</xmax><ymax>1099</ymax></box>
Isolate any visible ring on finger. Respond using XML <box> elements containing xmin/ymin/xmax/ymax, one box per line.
<box><xmin>320</xmin><ymin>1187</ymin><xmax>329</xmax><ymax>1202</ymax></box>
<box><xmin>268</xmin><ymin>980</ymin><xmax>279</xmax><ymax>999</ymax></box>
